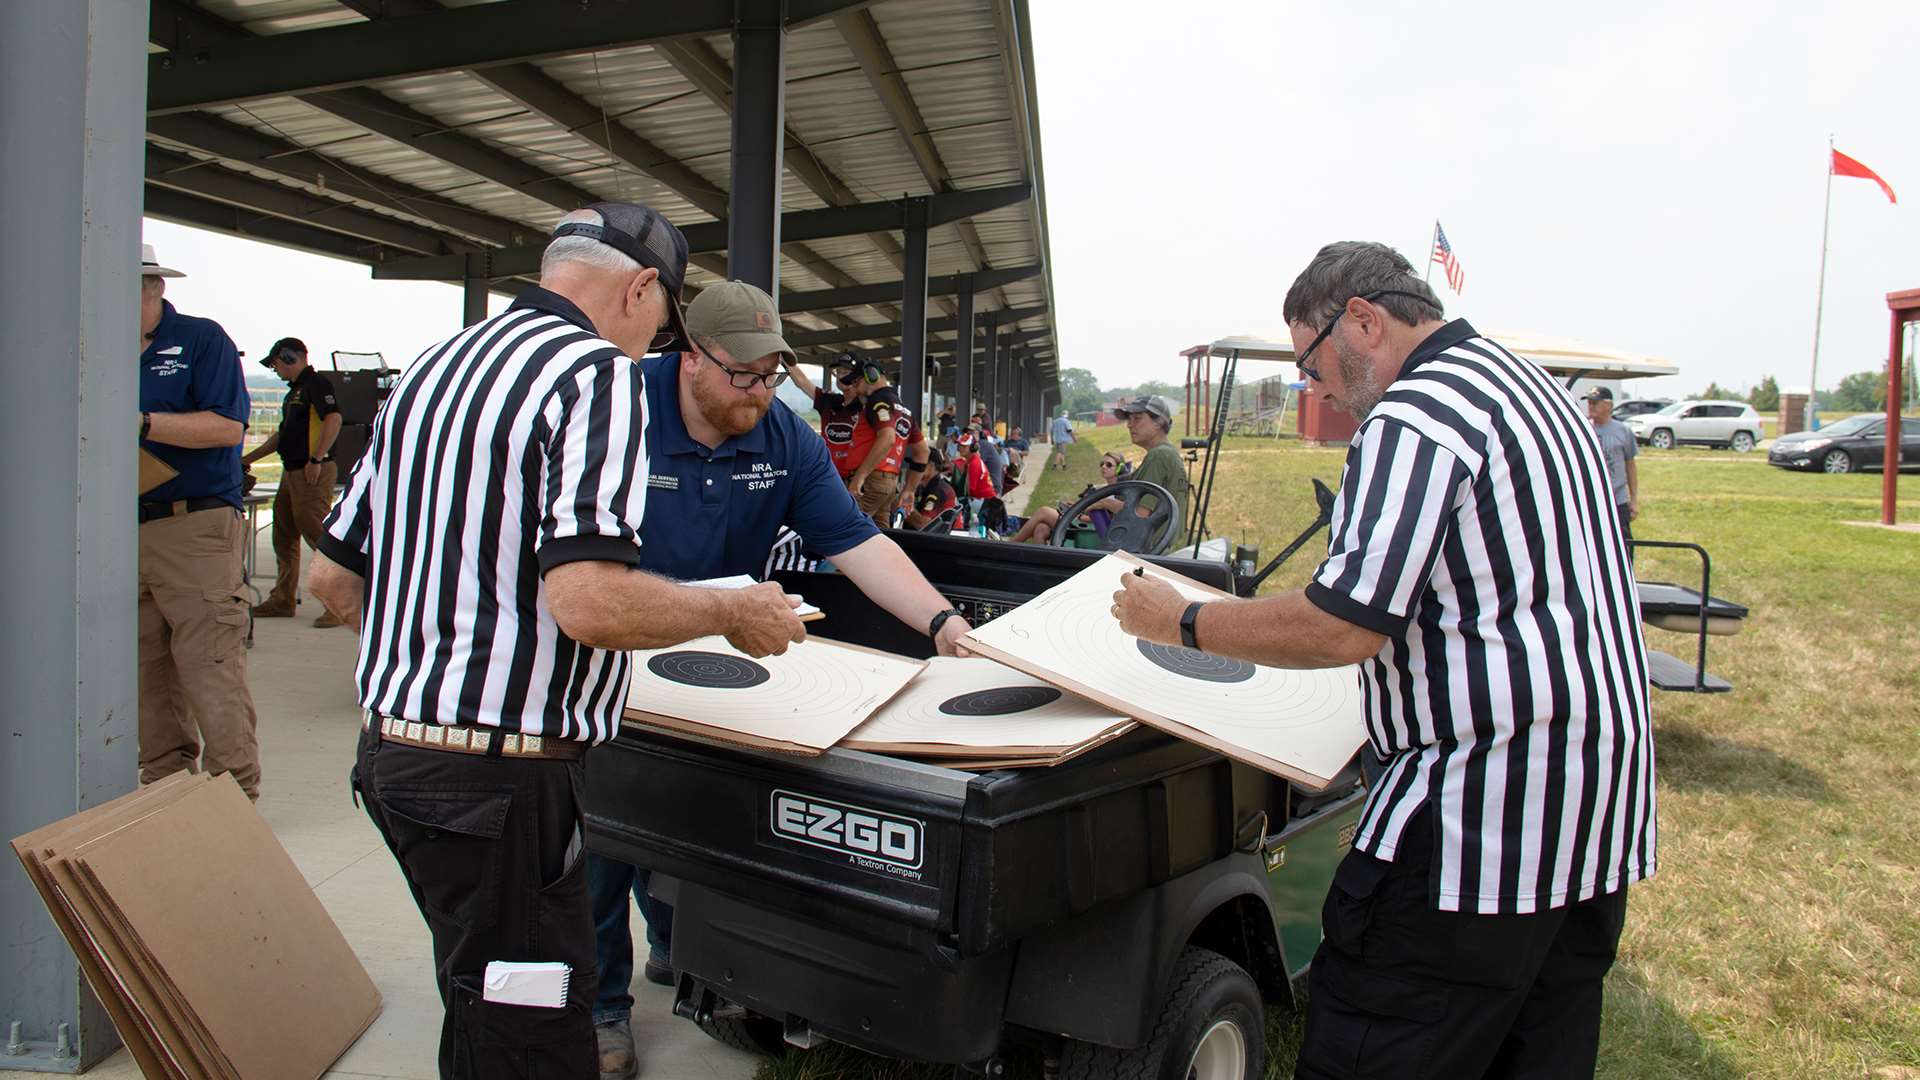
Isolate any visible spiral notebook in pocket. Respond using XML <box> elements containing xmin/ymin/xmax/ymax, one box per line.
<box><xmin>482</xmin><ymin>961</ymin><xmax>571</xmax><ymax>1008</ymax></box>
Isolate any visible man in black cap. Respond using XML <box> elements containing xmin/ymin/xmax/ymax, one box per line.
<box><xmin>309</xmin><ymin>202</ymin><xmax>806</xmax><ymax>1080</ymax></box>
<box><xmin>243</xmin><ymin>336</ymin><xmax>344</xmax><ymax>625</ymax></box>
<box><xmin>1584</xmin><ymin>387</ymin><xmax>1640</xmax><ymax>544</ymax></box>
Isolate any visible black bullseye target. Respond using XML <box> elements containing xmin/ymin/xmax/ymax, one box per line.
<box><xmin>938</xmin><ymin>685</ymin><xmax>1064</xmax><ymax>716</ymax></box>
<box><xmin>1135</xmin><ymin>640</ymin><xmax>1255</xmax><ymax>684</ymax></box>
<box><xmin>648</xmin><ymin>651</ymin><xmax>771</xmax><ymax>690</ymax></box>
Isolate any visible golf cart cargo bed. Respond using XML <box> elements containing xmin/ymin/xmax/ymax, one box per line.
<box><xmin>587</xmin><ymin>724</ymin><xmax>1294</xmax><ymax>958</ymax></box>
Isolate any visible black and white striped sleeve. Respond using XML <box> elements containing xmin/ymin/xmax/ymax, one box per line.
<box><xmin>1306</xmin><ymin>417</ymin><xmax>1472</xmax><ymax>636</ymax></box>
<box><xmin>534</xmin><ymin>353</ymin><xmax>648</xmax><ymax>576</ymax></box>
<box><xmin>318</xmin><ymin>420</ymin><xmax>382</xmax><ymax>577</ymax></box>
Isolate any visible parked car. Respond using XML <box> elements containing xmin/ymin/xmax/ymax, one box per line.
<box><xmin>1768</xmin><ymin>414</ymin><xmax>1920</xmax><ymax>473</ymax></box>
<box><xmin>1624</xmin><ymin>399</ymin><xmax>1764</xmax><ymax>451</ymax></box>
<box><xmin>1610</xmin><ymin>398</ymin><xmax>1671</xmax><ymax>421</ymax></box>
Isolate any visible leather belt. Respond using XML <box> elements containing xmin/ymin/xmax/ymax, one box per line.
<box><xmin>365</xmin><ymin>712</ymin><xmax>587</xmax><ymax>761</ymax></box>
<box><xmin>139</xmin><ymin>496</ymin><xmax>232</xmax><ymax>524</ymax></box>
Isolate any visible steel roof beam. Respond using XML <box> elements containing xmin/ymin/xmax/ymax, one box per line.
<box><xmin>145</xmin><ymin>146</ymin><xmax>467</xmax><ymax>255</ymax></box>
<box><xmin>147</xmin><ymin>0</ymin><xmax>602</xmax><ymax>214</ymax></box>
<box><xmin>144</xmin><ymin>184</ymin><xmax>409</xmax><ymax>266</ymax></box>
<box><xmin>372</xmin><ymin>183</ymin><xmax>1030</xmax><ymax>280</ymax></box>
<box><xmin>835</xmin><ymin>8</ymin><xmax>1003</xmax><ymax>305</ymax></box>
<box><xmin>778</xmin><ymin>264</ymin><xmax>1039</xmax><ymax>313</ymax></box>
<box><xmin>785</xmin><ymin>305</ymin><xmax>1047</xmax><ymax>349</ymax></box>
<box><xmin>146</xmin><ymin>112</ymin><xmax>537</xmax><ymax>249</ymax></box>
<box><xmin>147</xmin><ymin>0</ymin><xmax>878</xmax><ymax>114</ymax></box>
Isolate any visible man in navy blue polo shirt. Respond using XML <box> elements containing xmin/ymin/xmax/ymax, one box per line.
<box><xmin>135</xmin><ymin>243</ymin><xmax>262</xmax><ymax>800</ymax></box>
<box><xmin>589</xmin><ymin>281</ymin><xmax>971</xmax><ymax>1078</ymax></box>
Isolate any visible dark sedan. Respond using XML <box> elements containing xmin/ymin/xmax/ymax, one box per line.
<box><xmin>1768</xmin><ymin>414</ymin><xmax>1920</xmax><ymax>473</ymax></box>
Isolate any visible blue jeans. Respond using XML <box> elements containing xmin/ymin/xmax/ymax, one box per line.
<box><xmin>586</xmin><ymin>851</ymin><xmax>674</xmax><ymax>1025</ymax></box>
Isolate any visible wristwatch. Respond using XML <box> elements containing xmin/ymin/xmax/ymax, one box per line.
<box><xmin>928</xmin><ymin>607</ymin><xmax>964</xmax><ymax>638</ymax></box>
<box><xmin>140</xmin><ymin>412</ymin><xmax>151</xmax><ymax>441</ymax></box>
<box><xmin>312</xmin><ymin>454</ymin><xmax>333</xmax><ymax>464</ymax></box>
<box><xmin>1180</xmin><ymin>601</ymin><xmax>1206</xmax><ymax>651</ymax></box>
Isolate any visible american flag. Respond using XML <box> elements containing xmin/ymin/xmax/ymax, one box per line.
<box><xmin>1431</xmin><ymin>223</ymin><xmax>1465</xmax><ymax>294</ymax></box>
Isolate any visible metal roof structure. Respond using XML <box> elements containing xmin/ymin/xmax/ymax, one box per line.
<box><xmin>142</xmin><ymin>0</ymin><xmax>1061</xmax><ymax>421</ymax></box>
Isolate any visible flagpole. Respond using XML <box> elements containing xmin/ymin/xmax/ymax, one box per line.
<box><xmin>1424</xmin><ymin>220</ymin><xmax>1438</xmax><ymax>285</ymax></box>
<box><xmin>1806</xmin><ymin>137</ymin><xmax>1834</xmax><ymax>431</ymax></box>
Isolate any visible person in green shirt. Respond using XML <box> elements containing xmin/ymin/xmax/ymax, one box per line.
<box><xmin>1112</xmin><ymin>394</ymin><xmax>1189</xmax><ymax>511</ymax></box>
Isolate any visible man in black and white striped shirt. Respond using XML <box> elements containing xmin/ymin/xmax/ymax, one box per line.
<box><xmin>1114</xmin><ymin>242</ymin><xmax>1652</xmax><ymax>1079</ymax></box>
<box><xmin>309</xmin><ymin>202</ymin><xmax>806</xmax><ymax>1080</ymax></box>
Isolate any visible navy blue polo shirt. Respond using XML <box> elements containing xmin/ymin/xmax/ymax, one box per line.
<box><xmin>639</xmin><ymin>353</ymin><xmax>877</xmax><ymax>580</ymax></box>
<box><xmin>140</xmin><ymin>300</ymin><xmax>250</xmax><ymax>508</ymax></box>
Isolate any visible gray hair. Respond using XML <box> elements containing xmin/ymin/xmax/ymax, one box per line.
<box><xmin>1282</xmin><ymin>241</ymin><xmax>1444</xmax><ymax>329</ymax></box>
<box><xmin>540</xmin><ymin>208</ymin><xmax>641</xmax><ymax>278</ymax></box>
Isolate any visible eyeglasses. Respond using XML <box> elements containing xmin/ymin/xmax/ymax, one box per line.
<box><xmin>1099</xmin><ymin>459</ymin><xmax>1118</xmax><ymax>470</ymax></box>
<box><xmin>1295</xmin><ymin>289</ymin><xmax>1433</xmax><ymax>382</ymax></box>
<box><xmin>704</xmin><ymin>350</ymin><xmax>789</xmax><ymax>391</ymax></box>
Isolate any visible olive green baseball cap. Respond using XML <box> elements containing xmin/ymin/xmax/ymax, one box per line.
<box><xmin>684</xmin><ymin>281</ymin><xmax>795</xmax><ymax>365</ymax></box>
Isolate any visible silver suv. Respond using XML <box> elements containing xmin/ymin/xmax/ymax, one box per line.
<box><xmin>1625</xmin><ymin>399</ymin><xmax>1764</xmax><ymax>452</ymax></box>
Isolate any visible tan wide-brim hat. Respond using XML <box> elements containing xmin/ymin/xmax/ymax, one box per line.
<box><xmin>141</xmin><ymin>242</ymin><xmax>185</xmax><ymax>278</ymax></box>
<box><xmin>684</xmin><ymin>280</ymin><xmax>795</xmax><ymax>364</ymax></box>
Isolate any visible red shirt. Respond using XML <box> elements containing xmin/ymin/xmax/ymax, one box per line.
<box><xmin>961</xmin><ymin>453</ymin><xmax>995</xmax><ymax>499</ymax></box>
<box><xmin>850</xmin><ymin>386</ymin><xmax>920</xmax><ymax>476</ymax></box>
<box><xmin>813</xmin><ymin>389</ymin><xmax>865</xmax><ymax>479</ymax></box>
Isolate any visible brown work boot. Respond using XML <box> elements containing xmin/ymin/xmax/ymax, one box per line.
<box><xmin>595</xmin><ymin>1019</ymin><xmax>638</xmax><ymax>1080</ymax></box>
<box><xmin>251</xmin><ymin>599</ymin><xmax>295</xmax><ymax>618</ymax></box>
<box><xmin>312</xmin><ymin>609</ymin><xmax>343</xmax><ymax>629</ymax></box>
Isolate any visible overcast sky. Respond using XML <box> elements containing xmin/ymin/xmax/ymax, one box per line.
<box><xmin>146</xmin><ymin>0</ymin><xmax>1920</xmax><ymax>400</ymax></box>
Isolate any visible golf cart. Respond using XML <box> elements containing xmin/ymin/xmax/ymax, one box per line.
<box><xmin>587</xmin><ymin>526</ymin><xmax>1364</xmax><ymax>1080</ymax></box>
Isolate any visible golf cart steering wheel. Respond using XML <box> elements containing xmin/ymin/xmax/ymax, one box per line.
<box><xmin>918</xmin><ymin>506</ymin><xmax>960</xmax><ymax>533</ymax></box>
<box><xmin>1047</xmin><ymin>480</ymin><xmax>1183</xmax><ymax>555</ymax></box>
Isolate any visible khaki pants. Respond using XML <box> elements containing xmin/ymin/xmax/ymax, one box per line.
<box><xmin>268</xmin><ymin>461</ymin><xmax>338</xmax><ymax>608</ymax></box>
<box><xmin>855</xmin><ymin>470</ymin><xmax>901</xmax><ymax>526</ymax></box>
<box><xmin>138</xmin><ymin>506</ymin><xmax>262</xmax><ymax>799</ymax></box>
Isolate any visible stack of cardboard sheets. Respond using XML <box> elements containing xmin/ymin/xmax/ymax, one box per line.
<box><xmin>10</xmin><ymin>772</ymin><xmax>381</xmax><ymax>1080</ymax></box>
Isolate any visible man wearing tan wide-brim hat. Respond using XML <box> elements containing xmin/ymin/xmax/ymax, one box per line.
<box><xmin>136</xmin><ymin>241</ymin><xmax>262</xmax><ymax>800</ymax></box>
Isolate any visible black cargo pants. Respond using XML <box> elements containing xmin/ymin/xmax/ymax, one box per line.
<box><xmin>354</xmin><ymin>724</ymin><xmax>598</xmax><ymax>1079</ymax></box>
<box><xmin>1294</xmin><ymin>805</ymin><xmax>1629</xmax><ymax>1080</ymax></box>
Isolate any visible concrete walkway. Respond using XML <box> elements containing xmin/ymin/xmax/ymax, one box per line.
<box><xmin>2</xmin><ymin>531</ymin><xmax>758</xmax><ymax>1080</ymax></box>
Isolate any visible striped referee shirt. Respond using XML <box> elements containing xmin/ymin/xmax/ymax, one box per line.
<box><xmin>1306</xmin><ymin>319</ymin><xmax>1654</xmax><ymax>915</ymax></box>
<box><xmin>318</xmin><ymin>288</ymin><xmax>648</xmax><ymax>744</ymax></box>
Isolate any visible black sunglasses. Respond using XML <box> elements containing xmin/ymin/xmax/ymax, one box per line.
<box><xmin>1296</xmin><ymin>290</ymin><xmax>1433</xmax><ymax>382</ymax></box>
<box><xmin>704</xmin><ymin>350</ymin><xmax>789</xmax><ymax>391</ymax></box>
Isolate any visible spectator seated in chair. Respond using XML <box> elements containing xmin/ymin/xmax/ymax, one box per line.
<box><xmin>1008</xmin><ymin>452</ymin><xmax>1131</xmax><ymax>544</ymax></box>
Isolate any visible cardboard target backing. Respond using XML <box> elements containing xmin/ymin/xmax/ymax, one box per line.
<box><xmin>961</xmin><ymin>551</ymin><xmax>1366</xmax><ymax>789</ymax></box>
<box><xmin>624</xmin><ymin>635</ymin><xmax>925</xmax><ymax>754</ymax></box>
<box><xmin>843</xmin><ymin>656</ymin><xmax>1135</xmax><ymax>762</ymax></box>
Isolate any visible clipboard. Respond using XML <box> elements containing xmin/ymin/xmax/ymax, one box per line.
<box><xmin>140</xmin><ymin>449</ymin><xmax>178</xmax><ymax>496</ymax></box>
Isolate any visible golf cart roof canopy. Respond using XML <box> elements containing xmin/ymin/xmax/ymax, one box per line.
<box><xmin>1194</xmin><ymin>337</ymin><xmax>1298</xmax><ymax>362</ymax></box>
<box><xmin>1488</xmin><ymin>330</ymin><xmax>1679</xmax><ymax>381</ymax></box>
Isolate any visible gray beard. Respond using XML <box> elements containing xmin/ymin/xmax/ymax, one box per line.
<box><xmin>1334</xmin><ymin>340</ymin><xmax>1385</xmax><ymax>418</ymax></box>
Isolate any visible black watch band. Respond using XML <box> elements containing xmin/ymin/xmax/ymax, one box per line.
<box><xmin>140</xmin><ymin>412</ymin><xmax>151</xmax><ymax>441</ymax></box>
<box><xmin>1180</xmin><ymin>601</ymin><xmax>1206</xmax><ymax>651</ymax></box>
<box><xmin>928</xmin><ymin>607</ymin><xmax>964</xmax><ymax>638</ymax></box>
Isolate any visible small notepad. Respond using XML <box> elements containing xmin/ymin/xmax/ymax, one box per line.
<box><xmin>685</xmin><ymin>574</ymin><xmax>823</xmax><ymax>620</ymax></box>
<box><xmin>482</xmin><ymin>961</ymin><xmax>572</xmax><ymax>1008</ymax></box>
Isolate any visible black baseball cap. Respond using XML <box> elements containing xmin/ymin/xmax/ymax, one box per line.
<box><xmin>550</xmin><ymin>202</ymin><xmax>692</xmax><ymax>352</ymax></box>
<box><xmin>260</xmin><ymin>336</ymin><xmax>307</xmax><ymax>367</ymax></box>
<box><xmin>1582</xmin><ymin>386</ymin><xmax>1614</xmax><ymax>401</ymax></box>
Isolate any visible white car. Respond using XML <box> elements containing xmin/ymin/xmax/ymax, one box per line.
<box><xmin>1624</xmin><ymin>399</ymin><xmax>1764</xmax><ymax>452</ymax></box>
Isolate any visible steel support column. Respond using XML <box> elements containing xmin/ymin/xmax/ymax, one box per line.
<box><xmin>463</xmin><ymin>254</ymin><xmax>489</xmax><ymax>326</ymax></box>
<box><xmin>951</xmin><ymin>276</ymin><xmax>975</xmax><ymax>420</ymax></box>
<box><xmin>1</xmin><ymin>0</ymin><xmax>145</xmax><ymax>1070</ymax></box>
<box><xmin>898</xmin><ymin>196</ymin><xmax>931</xmax><ymax>428</ymax></box>
<box><xmin>728</xmin><ymin>0</ymin><xmax>787</xmax><ymax>293</ymax></box>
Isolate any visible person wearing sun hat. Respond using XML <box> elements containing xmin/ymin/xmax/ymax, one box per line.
<box><xmin>579</xmin><ymin>279</ymin><xmax>974</xmax><ymax>1078</ymax></box>
<box><xmin>135</xmin><ymin>240</ymin><xmax>263</xmax><ymax>802</ymax></box>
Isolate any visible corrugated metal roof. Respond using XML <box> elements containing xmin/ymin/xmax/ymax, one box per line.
<box><xmin>146</xmin><ymin>0</ymin><xmax>1059</xmax><ymax>382</ymax></box>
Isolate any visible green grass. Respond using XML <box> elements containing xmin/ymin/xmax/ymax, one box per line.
<box><xmin>752</xmin><ymin>433</ymin><xmax>1920</xmax><ymax>1080</ymax></box>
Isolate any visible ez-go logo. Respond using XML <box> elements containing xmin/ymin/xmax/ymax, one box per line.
<box><xmin>770</xmin><ymin>789</ymin><xmax>923</xmax><ymax>870</ymax></box>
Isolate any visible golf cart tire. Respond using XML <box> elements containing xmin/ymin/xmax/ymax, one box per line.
<box><xmin>1058</xmin><ymin>948</ymin><xmax>1265</xmax><ymax>1080</ymax></box>
<box><xmin>1730</xmin><ymin>431</ymin><xmax>1755</xmax><ymax>452</ymax></box>
<box><xmin>1823</xmin><ymin>449</ymin><xmax>1855</xmax><ymax>474</ymax></box>
<box><xmin>1649</xmin><ymin>429</ymin><xmax>1675</xmax><ymax>450</ymax></box>
<box><xmin>697</xmin><ymin>1005</ymin><xmax>789</xmax><ymax>1058</ymax></box>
